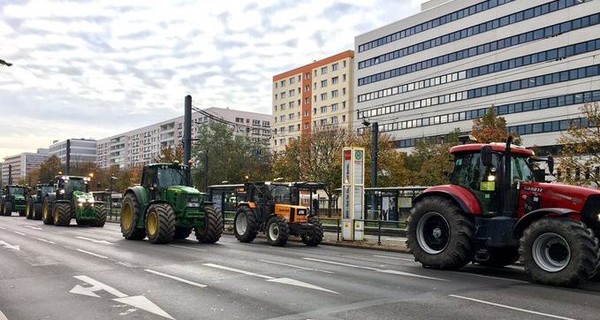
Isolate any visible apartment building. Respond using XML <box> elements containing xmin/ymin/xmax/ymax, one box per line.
<box><xmin>272</xmin><ymin>50</ymin><xmax>354</xmax><ymax>152</ymax></box>
<box><xmin>1</xmin><ymin>149</ymin><xmax>49</xmax><ymax>185</ymax></box>
<box><xmin>354</xmin><ymin>0</ymin><xmax>600</xmax><ymax>152</ymax></box>
<box><xmin>97</xmin><ymin>107</ymin><xmax>271</xmax><ymax>168</ymax></box>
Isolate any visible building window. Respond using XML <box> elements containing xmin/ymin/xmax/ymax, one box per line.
<box><xmin>332</xmin><ymin>63</ymin><xmax>339</xmax><ymax>71</ymax></box>
<box><xmin>321</xmin><ymin>66</ymin><xmax>328</xmax><ymax>75</ymax></box>
<box><xmin>321</xmin><ymin>93</ymin><xmax>328</xmax><ymax>100</ymax></box>
<box><xmin>331</xmin><ymin>90</ymin><xmax>339</xmax><ymax>98</ymax></box>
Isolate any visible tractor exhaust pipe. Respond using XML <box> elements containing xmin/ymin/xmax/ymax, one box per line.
<box><xmin>502</xmin><ymin>136</ymin><xmax>513</xmax><ymax>217</ymax></box>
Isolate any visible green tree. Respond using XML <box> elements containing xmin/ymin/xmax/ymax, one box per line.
<box><xmin>192</xmin><ymin>121</ymin><xmax>271</xmax><ymax>190</ymax></box>
<box><xmin>557</xmin><ymin>102</ymin><xmax>600</xmax><ymax>187</ymax></box>
<box><xmin>406</xmin><ymin>129</ymin><xmax>461</xmax><ymax>186</ymax></box>
<box><xmin>471</xmin><ymin>106</ymin><xmax>521</xmax><ymax>144</ymax></box>
<box><xmin>38</xmin><ymin>155</ymin><xmax>63</xmax><ymax>183</ymax></box>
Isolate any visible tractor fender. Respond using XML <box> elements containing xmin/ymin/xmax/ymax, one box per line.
<box><xmin>413</xmin><ymin>185</ymin><xmax>482</xmax><ymax>215</ymax></box>
<box><xmin>513</xmin><ymin>208</ymin><xmax>577</xmax><ymax>238</ymax></box>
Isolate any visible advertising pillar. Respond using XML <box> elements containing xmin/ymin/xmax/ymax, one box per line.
<box><xmin>341</xmin><ymin>147</ymin><xmax>365</xmax><ymax>241</ymax></box>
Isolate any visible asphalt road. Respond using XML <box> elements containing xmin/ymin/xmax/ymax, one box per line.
<box><xmin>1</xmin><ymin>215</ymin><xmax>599</xmax><ymax>320</ymax></box>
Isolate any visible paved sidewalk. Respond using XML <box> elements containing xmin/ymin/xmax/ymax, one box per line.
<box><xmin>319</xmin><ymin>232</ymin><xmax>408</xmax><ymax>253</ymax></box>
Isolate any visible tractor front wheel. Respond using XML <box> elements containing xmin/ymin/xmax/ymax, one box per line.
<box><xmin>91</xmin><ymin>205</ymin><xmax>107</xmax><ymax>227</ymax></box>
<box><xmin>4</xmin><ymin>202</ymin><xmax>12</xmax><ymax>216</ymax></box>
<box><xmin>520</xmin><ymin>218</ymin><xmax>598</xmax><ymax>286</ymax></box>
<box><xmin>195</xmin><ymin>205</ymin><xmax>224</xmax><ymax>244</ymax></box>
<box><xmin>266</xmin><ymin>216</ymin><xmax>289</xmax><ymax>246</ymax></box>
<box><xmin>120</xmin><ymin>193</ymin><xmax>146</xmax><ymax>240</ymax></box>
<box><xmin>233</xmin><ymin>206</ymin><xmax>258</xmax><ymax>243</ymax></box>
<box><xmin>33</xmin><ymin>202</ymin><xmax>43</xmax><ymax>220</ymax></box>
<box><xmin>42</xmin><ymin>198</ymin><xmax>53</xmax><ymax>225</ymax></box>
<box><xmin>145</xmin><ymin>203</ymin><xmax>175</xmax><ymax>244</ymax></box>
<box><xmin>301</xmin><ymin>217</ymin><xmax>323</xmax><ymax>246</ymax></box>
<box><xmin>406</xmin><ymin>196</ymin><xmax>474</xmax><ymax>270</ymax></box>
<box><xmin>53</xmin><ymin>203</ymin><xmax>72</xmax><ymax>226</ymax></box>
<box><xmin>26</xmin><ymin>199</ymin><xmax>34</xmax><ymax>219</ymax></box>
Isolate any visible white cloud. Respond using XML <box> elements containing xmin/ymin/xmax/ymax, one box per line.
<box><xmin>0</xmin><ymin>0</ymin><xmax>422</xmax><ymax>160</ymax></box>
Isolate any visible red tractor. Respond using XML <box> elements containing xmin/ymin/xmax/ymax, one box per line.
<box><xmin>406</xmin><ymin>137</ymin><xmax>600</xmax><ymax>286</ymax></box>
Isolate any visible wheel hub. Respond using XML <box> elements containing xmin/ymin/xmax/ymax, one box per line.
<box><xmin>236</xmin><ymin>213</ymin><xmax>247</xmax><ymax>234</ymax></box>
<box><xmin>416</xmin><ymin>211</ymin><xmax>450</xmax><ymax>254</ymax></box>
<box><xmin>532</xmin><ymin>232</ymin><xmax>571</xmax><ymax>273</ymax></box>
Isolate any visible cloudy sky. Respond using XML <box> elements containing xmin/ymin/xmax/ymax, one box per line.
<box><xmin>0</xmin><ymin>0</ymin><xmax>422</xmax><ymax>160</ymax></box>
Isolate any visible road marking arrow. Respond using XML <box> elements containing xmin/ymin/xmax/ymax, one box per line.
<box><xmin>70</xmin><ymin>276</ymin><xmax>174</xmax><ymax>319</ymax></box>
<box><xmin>0</xmin><ymin>240</ymin><xmax>20</xmax><ymax>251</ymax></box>
<box><xmin>113</xmin><ymin>296</ymin><xmax>174</xmax><ymax>320</ymax></box>
<box><xmin>203</xmin><ymin>263</ymin><xmax>337</xmax><ymax>294</ymax></box>
<box><xmin>75</xmin><ymin>236</ymin><xmax>113</xmax><ymax>245</ymax></box>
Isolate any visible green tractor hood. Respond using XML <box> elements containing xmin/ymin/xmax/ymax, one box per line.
<box><xmin>73</xmin><ymin>190</ymin><xmax>96</xmax><ymax>205</ymax></box>
<box><xmin>166</xmin><ymin>185</ymin><xmax>201</xmax><ymax>195</ymax></box>
<box><xmin>13</xmin><ymin>194</ymin><xmax>25</xmax><ymax>201</ymax></box>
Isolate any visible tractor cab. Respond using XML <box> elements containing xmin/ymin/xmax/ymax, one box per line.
<box><xmin>36</xmin><ymin>184</ymin><xmax>56</xmax><ymax>199</ymax></box>
<box><xmin>54</xmin><ymin>176</ymin><xmax>90</xmax><ymax>201</ymax></box>
<box><xmin>141</xmin><ymin>163</ymin><xmax>187</xmax><ymax>198</ymax></box>
<box><xmin>4</xmin><ymin>185</ymin><xmax>27</xmax><ymax>198</ymax></box>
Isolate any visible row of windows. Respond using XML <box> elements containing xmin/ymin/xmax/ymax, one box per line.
<box><xmin>362</xmin><ymin>90</ymin><xmax>600</xmax><ymax>136</ymax></box>
<box><xmin>274</xmin><ymin>61</ymin><xmax>348</xmax><ymax>89</ymax></box>
<box><xmin>274</xmin><ymin>74</ymin><xmax>347</xmax><ymax>101</ymax></box>
<box><xmin>357</xmin><ymin>38</ymin><xmax>600</xmax><ymax>105</ymax></box>
<box><xmin>359</xmin><ymin>0</ymin><xmax>581</xmax><ymax>70</ymax></box>
<box><xmin>358</xmin><ymin>13</ymin><xmax>600</xmax><ymax>86</ymax></box>
<box><xmin>393</xmin><ymin>116</ymin><xmax>592</xmax><ymax>149</ymax></box>
<box><xmin>358</xmin><ymin>0</ymin><xmax>513</xmax><ymax>53</ymax></box>
<box><xmin>359</xmin><ymin>64</ymin><xmax>600</xmax><ymax>120</ymax></box>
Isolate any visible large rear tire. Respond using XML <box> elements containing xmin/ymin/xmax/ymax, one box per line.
<box><xmin>233</xmin><ymin>206</ymin><xmax>258</xmax><ymax>243</ymax></box>
<box><xmin>519</xmin><ymin>218</ymin><xmax>598</xmax><ymax>286</ymax></box>
<box><xmin>53</xmin><ymin>203</ymin><xmax>72</xmax><ymax>226</ymax></box>
<box><xmin>406</xmin><ymin>196</ymin><xmax>474</xmax><ymax>270</ymax></box>
<box><xmin>266</xmin><ymin>216</ymin><xmax>289</xmax><ymax>246</ymax></box>
<box><xmin>145</xmin><ymin>203</ymin><xmax>175</xmax><ymax>244</ymax></box>
<box><xmin>4</xmin><ymin>202</ymin><xmax>12</xmax><ymax>216</ymax></box>
<box><xmin>42</xmin><ymin>198</ymin><xmax>53</xmax><ymax>225</ymax></box>
<box><xmin>195</xmin><ymin>205</ymin><xmax>224</xmax><ymax>244</ymax></box>
<box><xmin>91</xmin><ymin>205</ymin><xmax>107</xmax><ymax>227</ymax></box>
<box><xmin>33</xmin><ymin>202</ymin><xmax>43</xmax><ymax>220</ymax></box>
<box><xmin>301</xmin><ymin>216</ymin><xmax>323</xmax><ymax>246</ymax></box>
<box><xmin>120</xmin><ymin>193</ymin><xmax>146</xmax><ymax>240</ymax></box>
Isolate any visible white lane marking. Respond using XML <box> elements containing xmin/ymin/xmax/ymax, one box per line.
<box><xmin>260</xmin><ymin>259</ymin><xmax>334</xmax><ymax>274</ymax></box>
<box><xmin>113</xmin><ymin>296</ymin><xmax>174</xmax><ymax>320</ymax></box>
<box><xmin>303</xmin><ymin>257</ymin><xmax>447</xmax><ymax>281</ymax></box>
<box><xmin>36</xmin><ymin>237</ymin><xmax>55</xmax><ymax>244</ymax></box>
<box><xmin>204</xmin><ymin>263</ymin><xmax>273</xmax><ymax>279</ymax></box>
<box><xmin>13</xmin><ymin>231</ymin><xmax>26</xmax><ymax>236</ymax></box>
<box><xmin>0</xmin><ymin>240</ymin><xmax>20</xmax><ymax>251</ymax></box>
<box><xmin>71</xmin><ymin>275</ymin><xmax>127</xmax><ymax>298</ymax></box>
<box><xmin>76</xmin><ymin>249</ymin><xmax>108</xmax><ymax>259</ymax></box>
<box><xmin>0</xmin><ymin>226</ymin><xmax>5</xmax><ymax>230</ymax></box>
<box><xmin>203</xmin><ymin>263</ymin><xmax>338</xmax><ymax>294</ymax></box>
<box><xmin>373</xmin><ymin>255</ymin><xmax>414</xmax><ymax>262</ymax></box>
<box><xmin>71</xmin><ymin>275</ymin><xmax>174</xmax><ymax>319</ymax></box>
<box><xmin>145</xmin><ymin>269</ymin><xmax>207</xmax><ymax>288</ymax></box>
<box><xmin>25</xmin><ymin>225</ymin><xmax>42</xmax><ymax>231</ymax></box>
<box><xmin>0</xmin><ymin>310</ymin><xmax>7</xmax><ymax>320</ymax></box>
<box><xmin>117</xmin><ymin>261</ymin><xmax>137</xmax><ymax>268</ymax></box>
<box><xmin>169</xmin><ymin>244</ymin><xmax>207</xmax><ymax>252</ymax></box>
<box><xmin>75</xmin><ymin>236</ymin><xmax>112</xmax><ymax>245</ymax></box>
<box><xmin>449</xmin><ymin>295</ymin><xmax>576</xmax><ymax>320</ymax></box>
<box><xmin>459</xmin><ymin>272</ymin><xmax>527</xmax><ymax>283</ymax></box>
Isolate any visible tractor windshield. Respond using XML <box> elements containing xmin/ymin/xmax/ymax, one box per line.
<box><xmin>157</xmin><ymin>167</ymin><xmax>185</xmax><ymax>187</ymax></box>
<box><xmin>8</xmin><ymin>187</ymin><xmax>24</xmax><ymax>195</ymax></box>
<box><xmin>65</xmin><ymin>179</ymin><xmax>87</xmax><ymax>193</ymax></box>
<box><xmin>270</xmin><ymin>185</ymin><xmax>292</xmax><ymax>204</ymax></box>
<box><xmin>40</xmin><ymin>185</ymin><xmax>55</xmax><ymax>195</ymax></box>
<box><xmin>511</xmin><ymin>155</ymin><xmax>535</xmax><ymax>183</ymax></box>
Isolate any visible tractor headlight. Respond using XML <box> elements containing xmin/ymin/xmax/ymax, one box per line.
<box><xmin>187</xmin><ymin>202</ymin><xmax>200</xmax><ymax>208</ymax></box>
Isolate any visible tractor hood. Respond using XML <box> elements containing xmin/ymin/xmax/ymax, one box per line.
<box><xmin>166</xmin><ymin>185</ymin><xmax>201</xmax><ymax>195</ymax></box>
<box><xmin>73</xmin><ymin>190</ymin><xmax>95</xmax><ymax>204</ymax></box>
<box><xmin>13</xmin><ymin>194</ymin><xmax>25</xmax><ymax>201</ymax></box>
<box><xmin>521</xmin><ymin>182</ymin><xmax>600</xmax><ymax>212</ymax></box>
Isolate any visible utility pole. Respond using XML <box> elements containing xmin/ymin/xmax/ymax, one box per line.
<box><xmin>66</xmin><ymin>139</ymin><xmax>71</xmax><ymax>175</ymax></box>
<box><xmin>183</xmin><ymin>95</ymin><xmax>192</xmax><ymax>186</ymax></box>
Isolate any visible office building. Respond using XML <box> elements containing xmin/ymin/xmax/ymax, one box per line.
<box><xmin>48</xmin><ymin>139</ymin><xmax>97</xmax><ymax>164</ymax></box>
<box><xmin>354</xmin><ymin>0</ymin><xmax>600</xmax><ymax>152</ymax></box>
<box><xmin>96</xmin><ymin>107</ymin><xmax>271</xmax><ymax>168</ymax></box>
<box><xmin>1</xmin><ymin>149</ymin><xmax>49</xmax><ymax>185</ymax></box>
<box><xmin>272</xmin><ymin>50</ymin><xmax>355</xmax><ymax>152</ymax></box>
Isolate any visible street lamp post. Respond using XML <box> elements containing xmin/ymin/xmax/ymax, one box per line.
<box><xmin>362</xmin><ymin>120</ymin><xmax>379</xmax><ymax>222</ymax></box>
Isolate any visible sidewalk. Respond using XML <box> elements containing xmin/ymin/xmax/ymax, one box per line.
<box><xmin>319</xmin><ymin>231</ymin><xmax>408</xmax><ymax>253</ymax></box>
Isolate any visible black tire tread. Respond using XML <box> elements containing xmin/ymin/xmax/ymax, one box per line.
<box><xmin>234</xmin><ymin>206</ymin><xmax>258</xmax><ymax>243</ymax></box>
<box><xmin>266</xmin><ymin>216</ymin><xmax>289</xmax><ymax>246</ymax></box>
<box><xmin>121</xmin><ymin>193</ymin><xmax>146</xmax><ymax>240</ymax></box>
<box><xmin>301</xmin><ymin>216</ymin><xmax>323</xmax><ymax>246</ymax></box>
<box><xmin>146</xmin><ymin>203</ymin><xmax>175</xmax><ymax>244</ymax></box>
<box><xmin>196</xmin><ymin>206</ymin><xmax>224</xmax><ymax>244</ymax></box>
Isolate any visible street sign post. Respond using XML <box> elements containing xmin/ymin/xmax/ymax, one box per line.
<box><xmin>341</xmin><ymin>147</ymin><xmax>365</xmax><ymax>241</ymax></box>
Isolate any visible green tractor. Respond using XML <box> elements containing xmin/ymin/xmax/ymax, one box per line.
<box><xmin>120</xmin><ymin>162</ymin><xmax>224</xmax><ymax>244</ymax></box>
<box><xmin>0</xmin><ymin>185</ymin><xmax>28</xmax><ymax>216</ymax></box>
<box><xmin>26</xmin><ymin>183</ymin><xmax>56</xmax><ymax>220</ymax></box>
<box><xmin>42</xmin><ymin>175</ymin><xmax>106</xmax><ymax>227</ymax></box>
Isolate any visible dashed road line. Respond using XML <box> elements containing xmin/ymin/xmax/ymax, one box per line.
<box><xmin>169</xmin><ymin>244</ymin><xmax>207</xmax><ymax>252</ymax></box>
<box><xmin>145</xmin><ymin>269</ymin><xmax>207</xmax><ymax>288</ymax></box>
<box><xmin>76</xmin><ymin>249</ymin><xmax>108</xmax><ymax>259</ymax></box>
<box><xmin>260</xmin><ymin>259</ymin><xmax>334</xmax><ymax>274</ymax></box>
<box><xmin>449</xmin><ymin>295</ymin><xmax>576</xmax><ymax>320</ymax></box>
<box><xmin>36</xmin><ymin>237</ymin><xmax>55</xmax><ymax>244</ymax></box>
<box><xmin>303</xmin><ymin>257</ymin><xmax>447</xmax><ymax>281</ymax></box>
<box><xmin>13</xmin><ymin>231</ymin><xmax>26</xmax><ymax>236</ymax></box>
<box><xmin>373</xmin><ymin>254</ymin><xmax>414</xmax><ymax>262</ymax></box>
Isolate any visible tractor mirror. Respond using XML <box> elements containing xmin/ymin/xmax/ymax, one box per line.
<box><xmin>481</xmin><ymin>145</ymin><xmax>493</xmax><ymax>167</ymax></box>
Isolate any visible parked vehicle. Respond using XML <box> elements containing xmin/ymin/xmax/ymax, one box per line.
<box><xmin>0</xmin><ymin>185</ymin><xmax>28</xmax><ymax>216</ymax></box>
